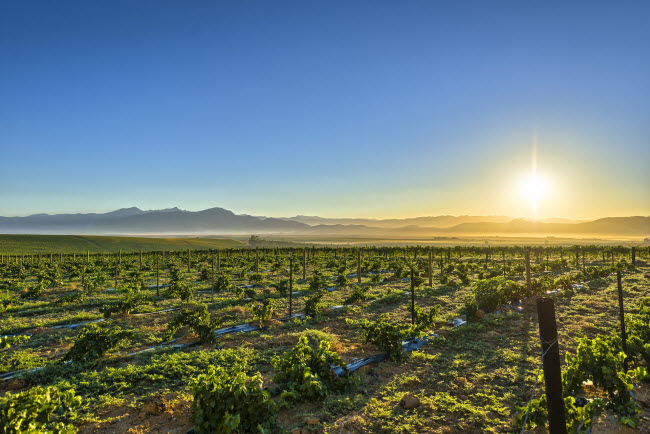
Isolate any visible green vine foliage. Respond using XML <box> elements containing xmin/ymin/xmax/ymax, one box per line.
<box><xmin>343</xmin><ymin>286</ymin><xmax>370</xmax><ymax>305</ymax></box>
<box><xmin>0</xmin><ymin>386</ymin><xmax>81</xmax><ymax>434</ymax></box>
<box><xmin>410</xmin><ymin>304</ymin><xmax>440</xmax><ymax>331</ymax></box>
<box><xmin>308</xmin><ymin>271</ymin><xmax>324</xmax><ymax>291</ymax></box>
<box><xmin>163</xmin><ymin>304</ymin><xmax>232</xmax><ymax>343</ymax></box>
<box><xmin>55</xmin><ymin>291</ymin><xmax>87</xmax><ymax>306</ymax></box>
<box><xmin>271</xmin><ymin>279</ymin><xmax>289</xmax><ymax>296</ymax></box>
<box><xmin>214</xmin><ymin>273</ymin><xmax>232</xmax><ymax>293</ymax></box>
<box><xmin>304</xmin><ymin>289</ymin><xmax>327</xmax><ymax>318</ymax></box>
<box><xmin>347</xmin><ymin>314</ymin><xmax>416</xmax><ymax>362</ymax></box>
<box><xmin>167</xmin><ymin>266</ymin><xmax>193</xmax><ymax>302</ymax></box>
<box><xmin>472</xmin><ymin>277</ymin><xmax>521</xmax><ymax>312</ymax></box>
<box><xmin>249</xmin><ymin>273</ymin><xmax>265</xmax><ymax>286</ymax></box>
<box><xmin>517</xmin><ymin>297</ymin><xmax>650</xmax><ymax>431</ymax></box>
<box><xmin>191</xmin><ymin>367</ymin><xmax>283</xmax><ymax>434</ymax></box>
<box><xmin>168</xmin><ymin>280</ymin><xmax>193</xmax><ymax>303</ymax></box>
<box><xmin>335</xmin><ymin>266</ymin><xmax>348</xmax><ymax>287</ymax></box>
<box><xmin>62</xmin><ymin>324</ymin><xmax>131</xmax><ymax>363</ymax></box>
<box><xmin>99</xmin><ymin>294</ymin><xmax>148</xmax><ymax>318</ymax></box>
<box><xmin>271</xmin><ymin>336</ymin><xmax>356</xmax><ymax>402</ymax></box>
<box><xmin>252</xmin><ymin>298</ymin><xmax>276</xmax><ymax>327</ymax></box>
<box><xmin>464</xmin><ymin>297</ymin><xmax>478</xmax><ymax>321</ymax></box>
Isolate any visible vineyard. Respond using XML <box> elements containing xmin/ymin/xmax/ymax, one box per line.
<box><xmin>0</xmin><ymin>245</ymin><xmax>648</xmax><ymax>433</ymax></box>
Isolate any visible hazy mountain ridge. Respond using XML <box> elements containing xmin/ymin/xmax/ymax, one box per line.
<box><xmin>0</xmin><ymin>207</ymin><xmax>647</xmax><ymax>238</ymax></box>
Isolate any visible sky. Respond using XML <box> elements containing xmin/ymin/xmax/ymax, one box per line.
<box><xmin>1</xmin><ymin>1</ymin><xmax>649</xmax><ymax>220</ymax></box>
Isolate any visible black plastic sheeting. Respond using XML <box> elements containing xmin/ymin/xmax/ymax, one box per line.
<box><xmin>213</xmin><ymin>323</ymin><xmax>261</xmax><ymax>337</ymax></box>
<box><xmin>52</xmin><ymin>318</ymin><xmax>107</xmax><ymax>329</ymax></box>
<box><xmin>332</xmin><ymin>332</ymin><xmax>439</xmax><ymax>377</ymax></box>
<box><xmin>131</xmin><ymin>308</ymin><xmax>180</xmax><ymax>317</ymax></box>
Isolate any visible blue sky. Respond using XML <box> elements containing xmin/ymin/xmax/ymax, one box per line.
<box><xmin>1</xmin><ymin>1</ymin><xmax>648</xmax><ymax>219</ymax></box>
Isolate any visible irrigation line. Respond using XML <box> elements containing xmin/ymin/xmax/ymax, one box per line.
<box><xmin>520</xmin><ymin>335</ymin><xmax>558</xmax><ymax>434</ymax></box>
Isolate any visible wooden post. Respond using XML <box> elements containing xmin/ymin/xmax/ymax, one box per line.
<box><xmin>536</xmin><ymin>298</ymin><xmax>567</xmax><ymax>434</ymax></box>
<box><xmin>114</xmin><ymin>253</ymin><xmax>119</xmax><ymax>290</ymax></box>
<box><xmin>211</xmin><ymin>252</ymin><xmax>215</xmax><ymax>302</ymax></box>
<box><xmin>410</xmin><ymin>268</ymin><xmax>415</xmax><ymax>325</ymax></box>
<box><xmin>617</xmin><ymin>271</ymin><xmax>628</xmax><ymax>372</ymax></box>
<box><xmin>217</xmin><ymin>249</ymin><xmax>221</xmax><ymax>273</ymax></box>
<box><xmin>87</xmin><ymin>250</ymin><xmax>89</xmax><ymax>262</ymax></box>
<box><xmin>428</xmin><ymin>248</ymin><xmax>432</xmax><ymax>287</ymax></box>
<box><xmin>582</xmin><ymin>247</ymin><xmax>585</xmax><ymax>273</ymax></box>
<box><xmin>302</xmin><ymin>248</ymin><xmax>306</xmax><ymax>280</ymax></box>
<box><xmin>631</xmin><ymin>247</ymin><xmax>636</xmax><ymax>267</ymax></box>
<box><xmin>525</xmin><ymin>248</ymin><xmax>531</xmax><ymax>294</ymax></box>
<box><xmin>156</xmin><ymin>253</ymin><xmax>160</xmax><ymax>297</ymax></box>
<box><xmin>255</xmin><ymin>248</ymin><xmax>260</xmax><ymax>273</ymax></box>
<box><xmin>289</xmin><ymin>258</ymin><xmax>293</xmax><ymax>318</ymax></box>
<box><xmin>357</xmin><ymin>249</ymin><xmax>361</xmax><ymax>284</ymax></box>
<box><xmin>546</xmin><ymin>248</ymin><xmax>549</xmax><ymax>270</ymax></box>
<box><xmin>187</xmin><ymin>248</ymin><xmax>191</xmax><ymax>272</ymax></box>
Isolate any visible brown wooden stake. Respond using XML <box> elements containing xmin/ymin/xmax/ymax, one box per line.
<box><xmin>302</xmin><ymin>248</ymin><xmax>306</xmax><ymax>280</ymax></box>
<box><xmin>156</xmin><ymin>254</ymin><xmax>160</xmax><ymax>297</ymax></box>
<box><xmin>428</xmin><ymin>248</ymin><xmax>433</xmax><ymax>287</ymax></box>
<box><xmin>525</xmin><ymin>248</ymin><xmax>531</xmax><ymax>294</ymax></box>
<box><xmin>410</xmin><ymin>268</ymin><xmax>415</xmax><ymax>325</ymax></box>
<box><xmin>536</xmin><ymin>298</ymin><xmax>567</xmax><ymax>434</ymax></box>
<box><xmin>357</xmin><ymin>249</ymin><xmax>361</xmax><ymax>284</ymax></box>
<box><xmin>289</xmin><ymin>258</ymin><xmax>293</xmax><ymax>318</ymax></box>
<box><xmin>617</xmin><ymin>271</ymin><xmax>628</xmax><ymax>372</ymax></box>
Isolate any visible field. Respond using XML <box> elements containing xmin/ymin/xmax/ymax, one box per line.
<box><xmin>1</xmin><ymin>245</ymin><xmax>648</xmax><ymax>433</ymax></box>
<box><xmin>0</xmin><ymin>234</ymin><xmax>246</xmax><ymax>254</ymax></box>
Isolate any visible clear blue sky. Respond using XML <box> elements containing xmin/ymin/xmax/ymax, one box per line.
<box><xmin>1</xmin><ymin>1</ymin><xmax>648</xmax><ymax>219</ymax></box>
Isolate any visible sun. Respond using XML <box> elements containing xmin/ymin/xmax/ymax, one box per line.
<box><xmin>521</xmin><ymin>174</ymin><xmax>547</xmax><ymax>219</ymax></box>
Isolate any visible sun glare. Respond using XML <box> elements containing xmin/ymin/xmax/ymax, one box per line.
<box><xmin>522</xmin><ymin>175</ymin><xmax>547</xmax><ymax>219</ymax></box>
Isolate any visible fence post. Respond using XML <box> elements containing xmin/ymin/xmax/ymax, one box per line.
<box><xmin>428</xmin><ymin>248</ymin><xmax>433</xmax><ymax>287</ymax></box>
<box><xmin>289</xmin><ymin>258</ymin><xmax>293</xmax><ymax>318</ymax></box>
<box><xmin>187</xmin><ymin>248</ymin><xmax>191</xmax><ymax>273</ymax></box>
<box><xmin>256</xmin><ymin>248</ymin><xmax>260</xmax><ymax>273</ymax></box>
<box><xmin>536</xmin><ymin>298</ymin><xmax>567</xmax><ymax>434</ymax></box>
<box><xmin>357</xmin><ymin>249</ymin><xmax>361</xmax><ymax>284</ymax></box>
<box><xmin>617</xmin><ymin>271</ymin><xmax>628</xmax><ymax>372</ymax></box>
<box><xmin>631</xmin><ymin>247</ymin><xmax>636</xmax><ymax>267</ymax></box>
<box><xmin>303</xmin><ymin>248</ymin><xmax>306</xmax><ymax>280</ymax></box>
<box><xmin>217</xmin><ymin>249</ymin><xmax>221</xmax><ymax>273</ymax></box>
<box><xmin>410</xmin><ymin>268</ymin><xmax>415</xmax><ymax>325</ymax></box>
<box><xmin>114</xmin><ymin>253</ymin><xmax>119</xmax><ymax>290</ymax></box>
<box><xmin>525</xmin><ymin>248</ymin><xmax>531</xmax><ymax>294</ymax></box>
<box><xmin>156</xmin><ymin>253</ymin><xmax>160</xmax><ymax>297</ymax></box>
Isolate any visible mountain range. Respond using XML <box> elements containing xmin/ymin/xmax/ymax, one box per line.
<box><xmin>0</xmin><ymin>207</ymin><xmax>648</xmax><ymax>239</ymax></box>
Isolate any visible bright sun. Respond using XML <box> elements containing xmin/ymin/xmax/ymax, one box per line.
<box><xmin>521</xmin><ymin>175</ymin><xmax>547</xmax><ymax>218</ymax></box>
